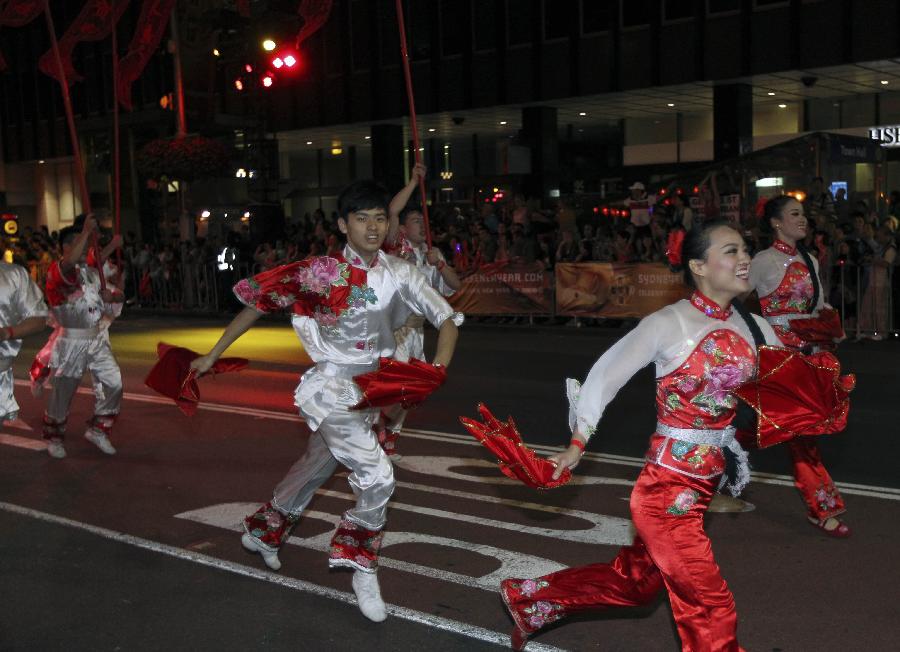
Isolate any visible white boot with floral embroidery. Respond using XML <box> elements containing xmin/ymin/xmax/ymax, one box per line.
<box><xmin>352</xmin><ymin>570</ymin><xmax>387</xmax><ymax>622</ymax></box>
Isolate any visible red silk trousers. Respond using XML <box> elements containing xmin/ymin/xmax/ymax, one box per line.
<box><xmin>787</xmin><ymin>438</ymin><xmax>846</xmax><ymax>520</ymax></box>
<box><xmin>502</xmin><ymin>464</ymin><xmax>744</xmax><ymax>652</ymax></box>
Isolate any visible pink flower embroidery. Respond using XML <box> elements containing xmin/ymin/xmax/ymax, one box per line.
<box><xmin>233</xmin><ymin>279</ymin><xmax>260</xmax><ymax>304</ymax></box>
<box><xmin>535</xmin><ymin>601</ymin><xmax>553</xmax><ymax>615</ymax></box>
<box><xmin>520</xmin><ymin>579</ymin><xmax>538</xmax><ymax>596</ymax></box>
<box><xmin>527</xmin><ymin>615</ymin><xmax>544</xmax><ymax>628</ymax></box>
<box><xmin>705</xmin><ymin>365</ymin><xmax>746</xmax><ymax>401</ymax></box>
<box><xmin>355</xmin><ymin>341</ymin><xmax>366</xmax><ymax>350</ymax></box>
<box><xmin>667</xmin><ymin>489</ymin><xmax>699</xmax><ymax>515</ymax></box>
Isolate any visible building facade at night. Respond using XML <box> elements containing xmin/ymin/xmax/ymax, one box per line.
<box><xmin>3</xmin><ymin>0</ymin><xmax>900</xmax><ymax>235</ymax></box>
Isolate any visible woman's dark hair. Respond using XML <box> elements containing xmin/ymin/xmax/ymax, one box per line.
<box><xmin>337</xmin><ymin>180</ymin><xmax>390</xmax><ymax>219</ymax></box>
<box><xmin>761</xmin><ymin>194</ymin><xmax>796</xmax><ymax>233</ymax></box>
<box><xmin>681</xmin><ymin>218</ymin><xmax>738</xmax><ymax>288</ymax></box>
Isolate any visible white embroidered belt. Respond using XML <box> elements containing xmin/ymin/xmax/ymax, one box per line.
<box><xmin>316</xmin><ymin>360</ymin><xmax>379</xmax><ymax>379</ymax></box>
<box><xmin>59</xmin><ymin>327</ymin><xmax>100</xmax><ymax>339</ymax></box>
<box><xmin>765</xmin><ymin>313</ymin><xmax>815</xmax><ymax>328</ymax></box>
<box><xmin>655</xmin><ymin>422</ymin><xmax>736</xmax><ymax>448</ymax></box>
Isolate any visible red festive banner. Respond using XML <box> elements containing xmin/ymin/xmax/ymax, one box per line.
<box><xmin>556</xmin><ymin>262</ymin><xmax>689</xmax><ymax>319</ymax></box>
<box><xmin>295</xmin><ymin>0</ymin><xmax>332</xmax><ymax>47</ymax></box>
<box><xmin>0</xmin><ymin>0</ymin><xmax>45</xmax><ymax>71</ymax></box>
<box><xmin>449</xmin><ymin>262</ymin><xmax>554</xmax><ymax>316</ymax></box>
<box><xmin>38</xmin><ymin>0</ymin><xmax>130</xmax><ymax>85</ymax></box>
<box><xmin>116</xmin><ymin>0</ymin><xmax>176</xmax><ymax>110</ymax></box>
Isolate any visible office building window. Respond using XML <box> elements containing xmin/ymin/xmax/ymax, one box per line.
<box><xmin>664</xmin><ymin>0</ymin><xmax>694</xmax><ymax>22</ymax></box>
<box><xmin>350</xmin><ymin>0</ymin><xmax>373</xmax><ymax>71</ymax></box>
<box><xmin>441</xmin><ymin>0</ymin><xmax>465</xmax><ymax>55</ymax></box>
<box><xmin>707</xmin><ymin>0</ymin><xmax>741</xmax><ymax>14</ymax></box>
<box><xmin>544</xmin><ymin>0</ymin><xmax>577</xmax><ymax>40</ymax></box>
<box><xmin>507</xmin><ymin>0</ymin><xmax>535</xmax><ymax>46</ymax></box>
<box><xmin>581</xmin><ymin>0</ymin><xmax>614</xmax><ymax>33</ymax></box>
<box><xmin>622</xmin><ymin>0</ymin><xmax>651</xmax><ymax>28</ymax></box>
<box><xmin>473</xmin><ymin>0</ymin><xmax>499</xmax><ymax>50</ymax></box>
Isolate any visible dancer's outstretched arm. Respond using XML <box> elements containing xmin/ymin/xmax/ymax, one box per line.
<box><xmin>190</xmin><ymin>307</ymin><xmax>261</xmax><ymax>374</ymax></box>
<box><xmin>432</xmin><ymin>318</ymin><xmax>458</xmax><ymax>368</ymax></box>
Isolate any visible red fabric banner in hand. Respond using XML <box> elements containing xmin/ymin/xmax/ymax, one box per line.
<box><xmin>144</xmin><ymin>342</ymin><xmax>248</xmax><ymax>416</ymax></box>
<box><xmin>788</xmin><ymin>307</ymin><xmax>845</xmax><ymax>348</ymax></box>
<box><xmin>351</xmin><ymin>357</ymin><xmax>446</xmax><ymax>410</ymax></box>
<box><xmin>733</xmin><ymin>345</ymin><xmax>855</xmax><ymax>448</ymax></box>
<box><xmin>459</xmin><ymin>403</ymin><xmax>572</xmax><ymax>489</ymax></box>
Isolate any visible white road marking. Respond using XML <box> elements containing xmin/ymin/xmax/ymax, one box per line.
<box><xmin>10</xmin><ymin>379</ymin><xmax>900</xmax><ymax>500</ymax></box>
<box><xmin>175</xmin><ymin>502</ymin><xmax>567</xmax><ymax>593</ymax></box>
<box><xmin>0</xmin><ymin>433</ymin><xmax>45</xmax><ymax>450</ymax></box>
<box><xmin>0</xmin><ymin>499</ymin><xmax>566</xmax><ymax>652</ymax></box>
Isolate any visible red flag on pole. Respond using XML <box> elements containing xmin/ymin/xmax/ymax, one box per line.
<box><xmin>295</xmin><ymin>0</ymin><xmax>332</xmax><ymax>48</ymax></box>
<box><xmin>37</xmin><ymin>0</ymin><xmax>129</xmax><ymax>85</ymax></box>
<box><xmin>0</xmin><ymin>0</ymin><xmax>45</xmax><ymax>71</ymax></box>
<box><xmin>116</xmin><ymin>0</ymin><xmax>176</xmax><ymax>110</ymax></box>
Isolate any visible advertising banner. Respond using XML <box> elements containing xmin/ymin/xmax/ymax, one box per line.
<box><xmin>556</xmin><ymin>262</ymin><xmax>688</xmax><ymax>318</ymax></box>
<box><xmin>449</xmin><ymin>262</ymin><xmax>554</xmax><ymax>315</ymax></box>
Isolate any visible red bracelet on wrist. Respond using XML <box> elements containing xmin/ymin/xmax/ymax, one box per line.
<box><xmin>569</xmin><ymin>438</ymin><xmax>586</xmax><ymax>453</ymax></box>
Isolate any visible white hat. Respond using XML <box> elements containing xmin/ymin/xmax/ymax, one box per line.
<box><xmin>628</xmin><ymin>182</ymin><xmax>645</xmax><ymax>191</ymax></box>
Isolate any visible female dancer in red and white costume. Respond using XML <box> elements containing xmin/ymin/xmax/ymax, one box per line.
<box><xmin>747</xmin><ymin>195</ymin><xmax>849</xmax><ymax>537</ymax></box>
<box><xmin>501</xmin><ymin>220</ymin><xmax>778</xmax><ymax>651</ymax></box>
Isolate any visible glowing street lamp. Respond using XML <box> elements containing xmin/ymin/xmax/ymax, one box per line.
<box><xmin>262</xmin><ymin>39</ymin><xmax>276</xmax><ymax>51</ymax></box>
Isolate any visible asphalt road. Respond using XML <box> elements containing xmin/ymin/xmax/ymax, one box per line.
<box><xmin>1</xmin><ymin>315</ymin><xmax>898</xmax><ymax>651</ymax></box>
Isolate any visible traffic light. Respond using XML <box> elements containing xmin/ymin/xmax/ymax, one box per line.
<box><xmin>1</xmin><ymin>212</ymin><xmax>19</xmax><ymax>237</ymax></box>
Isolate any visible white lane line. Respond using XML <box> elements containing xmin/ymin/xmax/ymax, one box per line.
<box><xmin>176</xmin><ymin>503</ymin><xmax>567</xmax><ymax>594</ymax></box>
<box><xmin>0</xmin><ymin>433</ymin><xmax>45</xmax><ymax>451</ymax></box>
<box><xmin>12</xmin><ymin>380</ymin><xmax>900</xmax><ymax>500</ymax></box>
<box><xmin>0</xmin><ymin>500</ymin><xmax>565</xmax><ymax>652</ymax></box>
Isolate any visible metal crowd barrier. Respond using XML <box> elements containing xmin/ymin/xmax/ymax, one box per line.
<box><xmin>113</xmin><ymin>258</ymin><xmax>899</xmax><ymax>340</ymax></box>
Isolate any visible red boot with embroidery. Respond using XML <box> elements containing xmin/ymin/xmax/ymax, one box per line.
<box><xmin>500</xmin><ymin>577</ymin><xmax>567</xmax><ymax>649</ymax></box>
<box><xmin>242</xmin><ymin>502</ymin><xmax>299</xmax><ymax>571</ymax></box>
<box><xmin>328</xmin><ymin>517</ymin><xmax>384</xmax><ymax>573</ymax></box>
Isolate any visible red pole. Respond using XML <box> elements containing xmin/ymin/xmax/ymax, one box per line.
<box><xmin>394</xmin><ymin>0</ymin><xmax>432</xmax><ymax>249</ymax></box>
<box><xmin>44</xmin><ymin>1</ymin><xmax>106</xmax><ymax>291</ymax></box>
<box><xmin>111</xmin><ymin>4</ymin><xmax>123</xmax><ymax>275</ymax></box>
<box><xmin>43</xmin><ymin>1</ymin><xmax>90</xmax><ymax>214</ymax></box>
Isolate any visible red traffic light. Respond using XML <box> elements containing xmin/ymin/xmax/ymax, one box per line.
<box><xmin>283</xmin><ymin>54</ymin><xmax>297</xmax><ymax>67</ymax></box>
<box><xmin>272</xmin><ymin>57</ymin><xmax>284</xmax><ymax>69</ymax></box>
<box><xmin>262</xmin><ymin>75</ymin><xmax>274</xmax><ymax>88</ymax></box>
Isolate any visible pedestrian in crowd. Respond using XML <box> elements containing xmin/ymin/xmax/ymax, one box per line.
<box><xmin>38</xmin><ymin>215</ymin><xmax>125</xmax><ymax>460</ymax></box>
<box><xmin>624</xmin><ymin>182</ymin><xmax>655</xmax><ymax>258</ymax></box>
<box><xmin>697</xmin><ymin>171</ymin><xmax>721</xmax><ymax>221</ymax></box>
<box><xmin>379</xmin><ymin>164</ymin><xmax>461</xmax><ymax>457</ymax></box>
<box><xmin>555</xmin><ymin>229</ymin><xmax>579</xmax><ymax>263</ymax></box>
<box><xmin>857</xmin><ymin>224</ymin><xmax>897</xmax><ymax>340</ymax></box>
<box><xmin>748</xmin><ymin>195</ymin><xmax>849</xmax><ymax>536</ymax></box>
<box><xmin>670</xmin><ymin>192</ymin><xmax>693</xmax><ymax>231</ymax></box>
<box><xmin>834</xmin><ymin>187</ymin><xmax>849</xmax><ymax>222</ymax></box>
<box><xmin>191</xmin><ymin>181</ymin><xmax>461</xmax><ymax>623</ymax></box>
<box><xmin>501</xmin><ymin>219</ymin><xmax>779</xmax><ymax>651</ymax></box>
<box><xmin>0</xmin><ymin>258</ymin><xmax>49</xmax><ymax>430</ymax></box>
<box><xmin>806</xmin><ymin>176</ymin><xmax>835</xmax><ymax>220</ymax></box>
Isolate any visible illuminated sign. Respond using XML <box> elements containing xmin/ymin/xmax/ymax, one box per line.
<box><xmin>1</xmin><ymin>212</ymin><xmax>17</xmax><ymax>236</ymax></box>
<box><xmin>869</xmin><ymin>125</ymin><xmax>900</xmax><ymax>147</ymax></box>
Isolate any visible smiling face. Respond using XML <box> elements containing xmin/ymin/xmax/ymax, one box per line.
<box><xmin>688</xmin><ymin>225</ymin><xmax>752</xmax><ymax>300</ymax></box>
<box><xmin>771</xmin><ymin>198</ymin><xmax>807</xmax><ymax>244</ymax></box>
<box><xmin>338</xmin><ymin>207</ymin><xmax>388</xmax><ymax>259</ymax></box>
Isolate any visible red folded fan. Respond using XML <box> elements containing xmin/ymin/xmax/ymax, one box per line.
<box><xmin>351</xmin><ymin>357</ymin><xmax>447</xmax><ymax>410</ymax></box>
<box><xmin>144</xmin><ymin>342</ymin><xmax>249</xmax><ymax>416</ymax></box>
<box><xmin>459</xmin><ymin>403</ymin><xmax>572</xmax><ymax>489</ymax></box>
<box><xmin>733</xmin><ymin>345</ymin><xmax>855</xmax><ymax>448</ymax></box>
<box><xmin>788</xmin><ymin>307</ymin><xmax>845</xmax><ymax>347</ymax></box>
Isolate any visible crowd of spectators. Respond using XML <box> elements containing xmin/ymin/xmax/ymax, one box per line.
<box><xmin>3</xmin><ymin>174</ymin><xmax>899</xmax><ymax>334</ymax></box>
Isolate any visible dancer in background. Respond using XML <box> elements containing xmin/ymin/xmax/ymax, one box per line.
<box><xmin>1</xmin><ymin>259</ymin><xmax>49</xmax><ymax>428</ymax></box>
<box><xmin>40</xmin><ymin>215</ymin><xmax>124</xmax><ymax>459</ymax></box>
<box><xmin>748</xmin><ymin>195</ymin><xmax>849</xmax><ymax>537</ymax></box>
<box><xmin>378</xmin><ymin>163</ymin><xmax>461</xmax><ymax>456</ymax></box>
